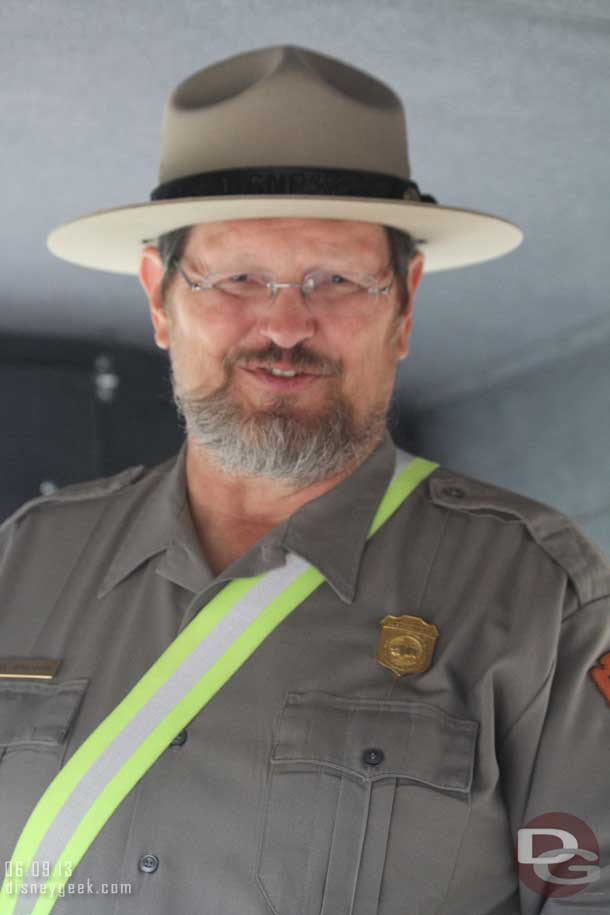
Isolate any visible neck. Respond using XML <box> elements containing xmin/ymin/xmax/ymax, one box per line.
<box><xmin>185</xmin><ymin>435</ymin><xmax>382</xmax><ymax>529</ymax></box>
<box><xmin>183</xmin><ymin>434</ymin><xmax>382</xmax><ymax>572</ymax></box>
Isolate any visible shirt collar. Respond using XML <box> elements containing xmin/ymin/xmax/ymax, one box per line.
<box><xmin>99</xmin><ymin>430</ymin><xmax>397</xmax><ymax>604</ymax></box>
<box><xmin>278</xmin><ymin>431</ymin><xmax>396</xmax><ymax>602</ymax></box>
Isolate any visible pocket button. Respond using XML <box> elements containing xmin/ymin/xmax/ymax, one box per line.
<box><xmin>138</xmin><ymin>854</ymin><xmax>159</xmax><ymax>874</ymax></box>
<box><xmin>362</xmin><ymin>747</ymin><xmax>384</xmax><ymax>766</ymax></box>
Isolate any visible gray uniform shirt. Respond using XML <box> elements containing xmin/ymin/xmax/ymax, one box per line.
<box><xmin>1</xmin><ymin>430</ymin><xmax>609</xmax><ymax>915</ymax></box>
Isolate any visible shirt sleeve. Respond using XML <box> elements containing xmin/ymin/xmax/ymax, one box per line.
<box><xmin>498</xmin><ymin>591</ymin><xmax>610</xmax><ymax>914</ymax></box>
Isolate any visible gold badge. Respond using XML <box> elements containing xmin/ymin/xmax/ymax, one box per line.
<box><xmin>0</xmin><ymin>658</ymin><xmax>61</xmax><ymax>680</ymax></box>
<box><xmin>377</xmin><ymin>615</ymin><xmax>439</xmax><ymax>677</ymax></box>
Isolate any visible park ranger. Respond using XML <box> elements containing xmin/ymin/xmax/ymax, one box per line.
<box><xmin>1</xmin><ymin>44</ymin><xmax>609</xmax><ymax>915</ymax></box>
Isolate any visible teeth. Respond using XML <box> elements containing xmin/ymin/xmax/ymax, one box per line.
<box><xmin>269</xmin><ymin>368</ymin><xmax>298</xmax><ymax>377</ymax></box>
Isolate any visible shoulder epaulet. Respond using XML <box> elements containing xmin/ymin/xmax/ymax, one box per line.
<box><xmin>0</xmin><ymin>464</ymin><xmax>147</xmax><ymax>532</ymax></box>
<box><xmin>427</xmin><ymin>465</ymin><xmax>610</xmax><ymax>606</ymax></box>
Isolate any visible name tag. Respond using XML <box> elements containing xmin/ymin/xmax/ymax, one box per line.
<box><xmin>0</xmin><ymin>658</ymin><xmax>61</xmax><ymax>679</ymax></box>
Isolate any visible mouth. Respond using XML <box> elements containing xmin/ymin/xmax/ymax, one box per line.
<box><xmin>239</xmin><ymin>364</ymin><xmax>328</xmax><ymax>391</ymax></box>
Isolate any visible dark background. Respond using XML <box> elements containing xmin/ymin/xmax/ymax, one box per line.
<box><xmin>0</xmin><ymin>333</ymin><xmax>183</xmax><ymax>521</ymax></box>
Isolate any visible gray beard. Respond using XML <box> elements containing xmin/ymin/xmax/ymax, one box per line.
<box><xmin>169</xmin><ymin>363</ymin><xmax>388</xmax><ymax>486</ymax></box>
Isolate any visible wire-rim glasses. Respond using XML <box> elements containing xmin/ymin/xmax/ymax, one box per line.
<box><xmin>170</xmin><ymin>257</ymin><xmax>394</xmax><ymax>313</ymax></box>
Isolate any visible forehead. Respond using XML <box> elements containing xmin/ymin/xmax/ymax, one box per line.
<box><xmin>184</xmin><ymin>218</ymin><xmax>389</xmax><ymax>264</ymax></box>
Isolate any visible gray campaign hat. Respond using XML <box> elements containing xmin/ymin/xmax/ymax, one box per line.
<box><xmin>47</xmin><ymin>44</ymin><xmax>523</xmax><ymax>275</ymax></box>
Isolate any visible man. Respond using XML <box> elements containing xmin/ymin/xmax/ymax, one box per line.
<box><xmin>1</xmin><ymin>44</ymin><xmax>609</xmax><ymax>915</ymax></box>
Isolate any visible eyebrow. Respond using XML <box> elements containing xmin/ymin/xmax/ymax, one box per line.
<box><xmin>181</xmin><ymin>254</ymin><xmax>212</xmax><ymax>275</ymax></box>
<box><xmin>182</xmin><ymin>254</ymin><xmax>393</xmax><ymax>277</ymax></box>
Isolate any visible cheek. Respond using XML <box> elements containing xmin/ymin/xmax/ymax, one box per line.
<box><xmin>174</xmin><ymin>307</ymin><xmax>252</xmax><ymax>364</ymax></box>
<box><xmin>337</xmin><ymin>318</ymin><xmax>394</xmax><ymax>368</ymax></box>
<box><xmin>337</xmin><ymin>320</ymin><xmax>401</xmax><ymax>397</ymax></box>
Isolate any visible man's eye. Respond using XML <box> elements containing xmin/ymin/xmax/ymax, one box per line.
<box><xmin>313</xmin><ymin>273</ymin><xmax>350</xmax><ymax>287</ymax></box>
<box><xmin>314</xmin><ymin>273</ymin><xmax>361</xmax><ymax>295</ymax></box>
<box><xmin>214</xmin><ymin>274</ymin><xmax>264</xmax><ymax>297</ymax></box>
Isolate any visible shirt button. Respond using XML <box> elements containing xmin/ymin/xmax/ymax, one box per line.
<box><xmin>169</xmin><ymin>729</ymin><xmax>187</xmax><ymax>747</ymax></box>
<box><xmin>362</xmin><ymin>747</ymin><xmax>384</xmax><ymax>766</ymax></box>
<box><xmin>442</xmin><ymin>485</ymin><xmax>465</xmax><ymax>499</ymax></box>
<box><xmin>138</xmin><ymin>854</ymin><xmax>159</xmax><ymax>874</ymax></box>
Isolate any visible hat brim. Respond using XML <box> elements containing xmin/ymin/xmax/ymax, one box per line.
<box><xmin>46</xmin><ymin>195</ymin><xmax>523</xmax><ymax>275</ymax></box>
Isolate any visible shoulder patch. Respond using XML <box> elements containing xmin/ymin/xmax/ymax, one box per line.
<box><xmin>427</xmin><ymin>466</ymin><xmax>610</xmax><ymax>606</ymax></box>
<box><xmin>0</xmin><ymin>464</ymin><xmax>147</xmax><ymax>532</ymax></box>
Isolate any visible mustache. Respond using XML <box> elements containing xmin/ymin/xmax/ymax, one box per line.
<box><xmin>226</xmin><ymin>342</ymin><xmax>342</xmax><ymax>376</ymax></box>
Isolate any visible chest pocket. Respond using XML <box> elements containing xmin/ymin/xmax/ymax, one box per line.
<box><xmin>256</xmin><ymin>691</ymin><xmax>478</xmax><ymax>915</ymax></box>
<box><xmin>0</xmin><ymin>679</ymin><xmax>88</xmax><ymax>859</ymax></box>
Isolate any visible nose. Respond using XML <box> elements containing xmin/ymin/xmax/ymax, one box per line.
<box><xmin>257</xmin><ymin>285</ymin><xmax>317</xmax><ymax>350</ymax></box>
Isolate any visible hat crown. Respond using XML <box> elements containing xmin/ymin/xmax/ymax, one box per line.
<box><xmin>159</xmin><ymin>44</ymin><xmax>411</xmax><ymax>184</ymax></box>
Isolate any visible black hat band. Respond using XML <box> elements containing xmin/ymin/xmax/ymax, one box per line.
<box><xmin>150</xmin><ymin>167</ymin><xmax>437</xmax><ymax>203</ymax></box>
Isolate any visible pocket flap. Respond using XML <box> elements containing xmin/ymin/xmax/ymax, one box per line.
<box><xmin>272</xmin><ymin>691</ymin><xmax>478</xmax><ymax>793</ymax></box>
<box><xmin>0</xmin><ymin>679</ymin><xmax>89</xmax><ymax>747</ymax></box>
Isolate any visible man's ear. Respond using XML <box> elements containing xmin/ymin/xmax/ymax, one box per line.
<box><xmin>408</xmin><ymin>251</ymin><xmax>425</xmax><ymax>299</ymax></box>
<box><xmin>395</xmin><ymin>251</ymin><xmax>425</xmax><ymax>360</ymax></box>
<box><xmin>139</xmin><ymin>246</ymin><xmax>170</xmax><ymax>351</ymax></box>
